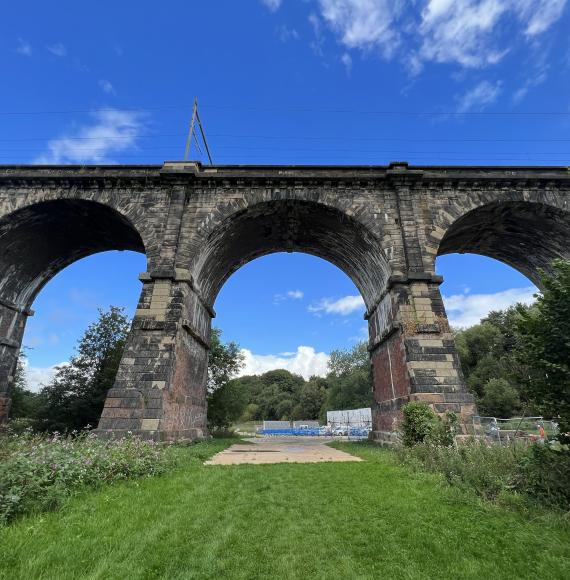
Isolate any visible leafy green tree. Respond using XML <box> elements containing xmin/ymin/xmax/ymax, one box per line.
<box><xmin>479</xmin><ymin>378</ymin><xmax>521</xmax><ymax>418</ymax></box>
<box><xmin>328</xmin><ymin>341</ymin><xmax>369</xmax><ymax>378</ymax></box>
<box><xmin>323</xmin><ymin>341</ymin><xmax>372</xmax><ymax>414</ymax></box>
<box><xmin>208</xmin><ymin>328</ymin><xmax>244</xmax><ymax>393</ymax></box>
<box><xmin>207</xmin><ymin>380</ymin><xmax>247</xmax><ymax>431</ymax></box>
<box><xmin>36</xmin><ymin>307</ymin><xmax>130</xmax><ymax>432</ymax></box>
<box><xmin>292</xmin><ymin>378</ymin><xmax>327</xmax><ymax>420</ymax></box>
<box><xmin>515</xmin><ymin>260</ymin><xmax>570</xmax><ymax>437</ymax></box>
<box><xmin>8</xmin><ymin>351</ymin><xmax>42</xmax><ymax>420</ymax></box>
<box><xmin>454</xmin><ymin>305</ymin><xmax>533</xmax><ymax>415</ymax></box>
<box><xmin>206</xmin><ymin>328</ymin><xmax>245</xmax><ymax>430</ymax></box>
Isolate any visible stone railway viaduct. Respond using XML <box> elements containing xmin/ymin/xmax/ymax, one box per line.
<box><xmin>0</xmin><ymin>162</ymin><xmax>568</xmax><ymax>442</ymax></box>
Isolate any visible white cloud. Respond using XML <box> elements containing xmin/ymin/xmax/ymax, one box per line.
<box><xmin>516</xmin><ymin>0</ymin><xmax>567</xmax><ymax>36</ymax></box>
<box><xmin>16</xmin><ymin>38</ymin><xmax>32</xmax><ymax>56</ymax></box>
<box><xmin>420</xmin><ymin>1</ymin><xmax>568</xmax><ymax>68</ymax></box>
<box><xmin>23</xmin><ymin>361</ymin><xmax>66</xmax><ymax>392</ymax></box>
<box><xmin>239</xmin><ymin>346</ymin><xmax>330</xmax><ymax>379</ymax></box>
<box><xmin>443</xmin><ymin>286</ymin><xmax>536</xmax><ymax>328</ymax></box>
<box><xmin>456</xmin><ymin>80</ymin><xmax>502</xmax><ymax>112</ymax></box>
<box><xmin>512</xmin><ymin>45</ymin><xmax>549</xmax><ymax>103</ymax></box>
<box><xmin>277</xmin><ymin>25</ymin><xmax>300</xmax><ymax>42</ymax></box>
<box><xmin>274</xmin><ymin>289</ymin><xmax>304</xmax><ymax>304</ymax></box>
<box><xmin>47</xmin><ymin>43</ymin><xmax>67</xmax><ymax>57</ymax></box>
<box><xmin>341</xmin><ymin>52</ymin><xmax>353</xmax><ymax>74</ymax></box>
<box><xmin>418</xmin><ymin>0</ymin><xmax>511</xmax><ymax>68</ymax></box>
<box><xmin>309</xmin><ymin>13</ymin><xmax>326</xmax><ymax>56</ymax></box>
<box><xmin>287</xmin><ymin>290</ymin><xmax>304</xmax><ymax>299</ymax></box>
<box><xmin>309</xmin><ymin>294</ymin><xmax>365</xmax><ymax>315</ymax></box>
<box><xmin>312</xmin><ymin>0</ymin><xmax>567</xmax><ymax>71</ymax></box>
<box><xmin>317</xmin><ymin>0</ymin><xmax>403</xmax><ymax>57</ymax></box>
<box><xmin>261</xmin><ymin>0</ymin><xmax>282</xmax><ymax>11</ymax></box>
<box><xmin>99</xmin><ymin>79</ymin><xmax>116</xmax><ymax>95</ymax></box>
<box><xmin>34</xmin><ymin>109</ymin><xmax>145</xmax><ymax>164</ymax></box>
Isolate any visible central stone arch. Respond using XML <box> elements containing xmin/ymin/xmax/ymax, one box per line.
<box><xmin>186</xmin><ymin>197</ymin><xmax>392</xmax><ymax>440</ymax></box>
<box><xmin>192</xmin><ymin>199</ymin><xmax>391</xmax><ymax>310</ymax></box>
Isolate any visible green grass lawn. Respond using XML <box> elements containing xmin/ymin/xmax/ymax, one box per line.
<box><xmin>1</xmin><ymin>440</ymin><xmax>569</xmax><ymax>580</ymax></box>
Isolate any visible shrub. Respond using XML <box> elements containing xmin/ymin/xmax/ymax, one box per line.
<box><xmin>401</xmin><ymin>402</ymin><xmax>439</xmax><ymax>446</ymax></box>
<box><xmin>515</xmin><ymin>444</ymin><xmax>570</xmax><ymax>510</ymax></box>
<box><xmin>401</xmin><ymin>402</ymin><xmax>457</xmax><ymax>447</ymax></box>
<box><xmin>0</xmin><ymin>429</ymin><xmax>177</xmax><ymax>524</ymax></box>
<box><xmin>399</xmin><ymin>440</ymin><xmax>519</xmax><ymax>501</ymax></box>
<box><xmin>399</xmin><ymin>438</ymin><xmax>570</xmax><ymax>511</ymax></box>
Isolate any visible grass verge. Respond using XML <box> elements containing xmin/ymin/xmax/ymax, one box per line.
<box><xmin>1</xmin><ymin>440</ymin><xmax>569</xmax><ymax>579</ymax></box>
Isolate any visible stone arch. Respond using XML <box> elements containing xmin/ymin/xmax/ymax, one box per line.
<box><xmin>433</xmin><ymin>198</ymin><xmax>570</xmax><ymax>287</ymax></box>
<box><xmin>190</xmin><ymin>198</ymin><xmax>392</xmax><ymax>310</ymax></box>
<box><xmin>0</xmin><ymin>190</ymin><xmax>160</xmax><ymax>273</ymax></box>
<box><xmin>0</xmin><ymin>198</ymin><xmax>147</xmax><ymax>308</ymax></box>
<box><xmin>0</xmin><ymin>198</ymin><xmax>148</xmax><ymax>423</ymax></box>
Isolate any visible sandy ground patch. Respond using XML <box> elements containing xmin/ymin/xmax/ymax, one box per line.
<box><xmin>204</xmin><ymin>437</ymin><xmax>362</xmax><ymax>465</ymax></box>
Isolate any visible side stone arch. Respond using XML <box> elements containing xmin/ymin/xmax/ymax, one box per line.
<box><xmin>0</xmin><ymin>186</ymin><xmax>162</xmax><ymax>271</ymax></box>
<box><xmin>425</xmin><ymin>188</ymin><xmax>570</xmax><ymax>285</ymax></box>
<box><xmin>0</xmin><ymin>195</ymin><xmax>152</xmax><ymax>425</ymax></box>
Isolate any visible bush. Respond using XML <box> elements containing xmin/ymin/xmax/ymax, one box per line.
<box><xmin>401</xmin><ymin>402</ymin><xmax>439</xmax><ymax>446</ymax></box>
<box><xmin>399</xmin><ymin>439</ymin><xmax>570</xmax><ymax>511</ymax></box>
<box><xmin>479</xmin><ymin>378</ymin><xmax>521</xmax><ymax>418</ymax></box>
<box><xmin>401</xmin><ymin>402</ymin><xmax>457</xmax><ymax>447</ymax></box>
<box><xmin>0</xmin><ymin>429</ymin><xmax>177</xmax><ymax>524</ymax></box>
<box><xmin>400</xmin><ymin>440</ymin><xmax>519</xmax><ymax>501</ymax></box>
<box><xmin>516</xmin><ymin>444</ymin><xmax>570</xmax><ymax>510</ymax></box>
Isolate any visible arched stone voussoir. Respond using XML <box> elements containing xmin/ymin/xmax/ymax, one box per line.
<box><xmin>0</xmin><ymin>197</ymin><xmax>148</xmax><ymax>308</ymax></box>
<box><xmin>189</xmin><ymin>197</ymin><xmax>393</xmax><ymax>310</ymax></box>
<box><xmin>428</xmin><ymin>189</ymin><xmax>570</xmax><ymax>285</ymax></box>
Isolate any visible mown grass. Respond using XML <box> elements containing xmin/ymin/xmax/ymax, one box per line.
<box><xmin>1</xmin><ymin>440</ymin><xmax>569</xmax><ymax>580</ymax></box>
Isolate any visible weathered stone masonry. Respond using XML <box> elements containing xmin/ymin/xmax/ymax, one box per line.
<box><xmin>0</xmin><ymin>162</ymin><xmax>568</xmax><ymax>442</ymax></box>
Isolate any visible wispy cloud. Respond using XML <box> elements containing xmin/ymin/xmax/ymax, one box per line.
<box><xmin>443</xmin><ymin>286</ymin><xmax>536</xmax><ymax>328</ymax></box>
<box><xmin>274</xmin><ymin>289</ymin><xmax>305</xmax><ymax>304</ymax></box>
<box><xmin>317</xmin><ymin>0</ymin><xmax>402</xmax><ymax>57</ymax></box>
<box><xmin>16</xmin><ymin>38</ymin><xmax>32</xmax><ymax>56</ymax></box>
<box><xmin>47</xmin><ymin>43</ymin><xmax>67</xmax><ymax>57</ymax></box>
<box><xmin>239</xmin><ymin>346</ymin><xmax>329</xmax><ymax>379</ymax></box>
<box><xmin>261</xmin><ymin>0</ymin><xmax>282</xmax><ymax>11</ymax></box>
<box><xmin>456</xmin><ymin>80</ymin><xmax>502</xmax><ymax>112</ymax></box>
<box><xmin>341</xmin><ymin>52</ymin><xmax>353</xmax><ymax>75</ymax></box>
<box><xmin>277</xmin><ymin>25</ymin><xmax>300</xmax><ymax>42</ymax></box>
<box><xmin>310</xmin><ymin>1</ymin><xmax>567</xmax><ymax>72</ymax></box>
<box><xmin>99</xmin><ymin>79</ymin><xmax>116</xmax><ymax>95</ymax></box>
<box><xmin>309</xmin><ymin>13</ymin><xmax>326</xmax><ymax>56</ymax></box>
<box><xmin>34</xmin><ymin>109</ymin><xmax>145</xmax><ymax>164</ymax></box>
<box><xmin>309</xmin><ymin>294</ymin><xmax>365</xmax><ymax>315</ymax></box>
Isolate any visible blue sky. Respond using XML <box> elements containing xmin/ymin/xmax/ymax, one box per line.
<box><xmin>2</xmin><ymin>0</ymin><xmax>568</xmax><ymax>388</ymax></box>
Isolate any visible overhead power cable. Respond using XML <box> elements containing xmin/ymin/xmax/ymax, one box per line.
<box><xmin>1</xmin><ymin>133</ymin><xmax>570</xmax><ymax>144</ymax></box>
<box><xmin>1</xmin><ymin>103</ymin><xmax>570</xmax><ymax>117</ymax></box>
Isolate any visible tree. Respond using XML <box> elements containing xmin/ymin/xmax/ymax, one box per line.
<box><xmin>8</xmin><ymin>351</ymin><xmax>42</xmax><ymax>421</ymax></box>
<box><xmin>36</xmin><ymin>307</ymin><xmax>130</xmax><ymax>432</ymax></box>
<box><xmin>515</xmin><ymin>260</ymin><xmax>570</xmax><ymax>437</ymax></box>
<box><xmin>323</xmin><ymin>341</ymin><xmax>372</xmax><ymax>414</ymax></box>
<box><xmin>207</xmin><ymin>381</ymin><xmax>247</xmax><ymax>431</ymax></box>
<box><xmin>454</xmin><ymin>306</ymin><xmax>533</xmax><ymax>415</ymax></box>
<box><xmin>207</xmin><ymin>328</ymin><xmax>244</xmax><ymax>393</ymax></box>
<box><xmin>292</xmin><ymin>379</ymin><xmax>327</xmax><ymax>420</ymax></box>
<box><xmin>206</xmin><ymin>328</ymin><xmax>245</xmax><ymax>430</ymax></box>
<box><xmin>479</xmin><ymin>378</ymin><xmax>521</xmax><ymax>418</ymax></box>
<box><xmin>328</xmin><ymin>341</ymin><xmax>369</xmax><ymax>378</ymax></box>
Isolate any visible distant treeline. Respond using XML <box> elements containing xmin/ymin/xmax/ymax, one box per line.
<box><xmin>207</xmin><ymin>341</ymin><xmax>373</xmax><ymax>430</ymax></box>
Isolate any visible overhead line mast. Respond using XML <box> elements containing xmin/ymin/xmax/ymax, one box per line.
<box><xmin>184</xmin><ymin>98</ymin><xmax>214</xmax><ymax>164</ymax></box>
